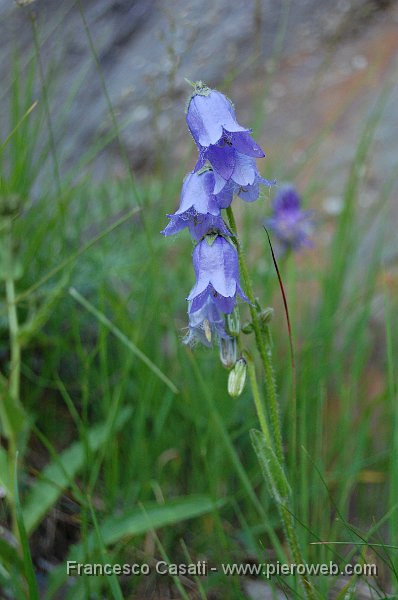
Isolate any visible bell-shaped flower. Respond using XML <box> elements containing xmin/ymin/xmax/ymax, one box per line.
<box><xmin>195</xmin><ymin>150</ymin><xmax>271</xmax><ymax>196</ymax></box>
<box><xmin>187</xmin><ymin>235</ymin><xmax>249</xmax><ymax>314</ymax></box>
<box><xmin>265</xmin><ymin>185</ymin><xmax>314</xmax><ymax>253</ymax></box>
<box><xmin>184</xmin><ymin>296</ymin><xmax>230</xmax><ymax>347</ymax></box>
<box><xmin>210</xmin><ymin>176</ymin><xmax>274</xmax><ymax>208</ymax></box>
<box><xmin>187</xmin><ymin>86</ymin><xmax>249</xmax><ymax>148</ymax></box>
<box><xmin>187</xmin><ymin>84</ymin><xmax>264</xmax><ymax>156</ymax></box>
<box><xmin>161</xmin><ymin>170</ymin><xmax>233</xmax><ymax>240</ymax></box>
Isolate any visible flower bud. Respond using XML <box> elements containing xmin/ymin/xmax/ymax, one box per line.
<box><xmin>259</xmin><ymin>307</ymin><xmax>274</xmax><ymax>325</ymax></box>
<box><xmin>241</xmin><ymin>321</ymin><xmax>254</xmax><ymax>334</ymax></box>
<box><xmin>219</xmin><ymin>337</ymin><xmax>237</xmax><ymax>370</ymax></box>
<box><xmin>227</xmin><ymin>358</ymin><xmax>247</xmax><ymax>397</ymax></box>
<box><xmin>225</xmin><ymin>306</ymin><xmax>240</xmax><ymax>337</ymax></box>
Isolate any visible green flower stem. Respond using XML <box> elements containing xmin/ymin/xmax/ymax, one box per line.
<box><xmin>247</xmin><ymin>355</ymin><xmax>316</xmax><ymax>599</ymax></box>
<box><xmin>4</xmin><ymin>226</ymin><xmax>22</xmax><ymax>543</ymax></box>
<box><xmin>226</xmin><ymin>206</ymin><xmax>283</xmax><ymax>464</ymax></box>
<box><xmin>280</xmin><ymin>504</ymin><xmax>317</xmax><ymax>599</ymax></box>
<box><xmin>227</xmin><ymin>206</ymin><xmax>317</xmax><ymax>600</ymax></box>
<box><xmin>246</xmin><ymin>355</ymin><xmax>271</xmax><ymax>445</ymax></box>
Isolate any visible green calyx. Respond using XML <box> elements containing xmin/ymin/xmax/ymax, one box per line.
<box><xmin>185</xmin><ymin>79</ymin><xmax>211</xmax><ymax>113</ymax></box>
<box><xmin>205</xmin><ymin>233</ymin><xmax>218</xmax><ymax>246</ymax></box>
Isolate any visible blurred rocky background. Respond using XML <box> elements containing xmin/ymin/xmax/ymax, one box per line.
<box><xmin>1</xmin><ymin>0</ymin><xmax>398</xmax><ymax>258</ymax></box>
<box><xmin>0</xmin><ymin>1</ymin><xmax>396</xmax><ymax>169</ymax></box>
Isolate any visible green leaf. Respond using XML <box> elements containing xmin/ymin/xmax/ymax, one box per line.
<box><xmin>23</xmin><ymin>406</ymin><xmax>133</xmax><ymax>534</ymax></box>
<box><xmin>0</xmin><ymin>447</ymin><xmax>12</xmax><ymax>498</ymax></box>
<box><xmin>45</xmin><ymin>495</ymin><xmax>222</xmax><ymax>599</ymax></box>
<box><xmin>250</xmin><ymin>429</ymin><xmax>291</xmax><ymax>505</ymax></box>
<box><xmin>90</xmin><ymin>495</ymin><xmax>223</xmax><ymax>549</ymax></box>
<box><xmin>14</xmin><ymin>456</ymin><xmax>40</xmax><ymax>600</ymax></box>
<box><xmin>0</xmin><ymin>378</ymin><xmax>28</xmax><ymax>441</ymax></box>
<box><xmin>0</xmin><ymin>536</ymin><xmax>24</xmax><ymax>572</ymax></box>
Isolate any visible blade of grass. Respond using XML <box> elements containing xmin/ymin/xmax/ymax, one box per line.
<box><xmin>23</xmin><ymin>406</ymin><xmax>133</xmax><ymax>534</ymax></box>
<box><xmin>0</xmin><ymin>101</ymin><xmax>38</xmax><ymax>152</ymax></box>
<box><xmin>13</xmin><ymin>206</ymin><xmax>141</xmax><ymax>304</ymax></box>
<box><xmin>69</xmin><ymin>287</ymin><xmax>178</xmax><ymax>394</ymax></box>
<box><xmin>14</xmin><ymin>454</ymin><xmax>40</xmax><ymax>600</ymax></box>
<box><xmin>88</xmin><ymin>500</ymin><xmax>124</xmax><ymax>600</ymax></box>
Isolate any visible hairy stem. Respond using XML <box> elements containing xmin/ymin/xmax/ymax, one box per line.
<box><xmin>226</xmin><ymin>206</ymin><xmax>283</xmax><ymax>464</ymax></box>
<box><xmin>246</xmin><ymin>356</ymin><xmax>271</xmax><ymax>445</ymax></box>
<box><xmin>227</xmin><ymin>205</ymin><xmax>317</xmax><ymax>599</ymax></box>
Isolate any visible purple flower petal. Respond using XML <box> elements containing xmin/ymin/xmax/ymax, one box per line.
<box><xmin>205</xmin><ymin>145</ymin><xmax>235</xmax><ymax>181</ymax></box>
<box><xmin>187</xmin><ymin>90</ymin><xmax>249</xmax><ymax>147</ymax></box>
<box><xmin>237</xmin><ymin>182</ymin><xmax>260</xmax><ymax>203</ymax></box>
<box><xmin>236</xmin><ymin>283</ymin><xmax>250</xmax><ymax>304</ymax></box>
<box><xmin>162</xmin><ymin>211</ymin><xmax>230</xmax><ymax>241</ymax></box>
<box><xmin>184</xmin><ymin>296</ymin><xmax>230</xmax><ymax>346</ymax></box>
<box><xmin>188</xmin><ymin>214</ymin><xmax>230</xmax><ymax>240</ymax></box>
<box><xmin>212</xmin><ymin>169</ymin><xmax>228</xmax><ymax>194</ymax></box>
<box><xmin>161</xmin><ymin>216</ymin><xmax>187</xmax><ymax>237</ymax></box>
<box><xmin>215</xmin><ymin>180</ymin><xmax>236</xmax><ymax>208</ymax></box>
<box><xmin>187</xmin><ymin>236</ymin><xmax>249</xmax><ymax>314</ymax></box>
<box><xmin>208</xmin><ymin>151</ymin><xmax>258</xmax><ymax>193</ymax></box>
<box><xmin>231</xmin><ymin>152</ymin><xmax>256</xmax><ymax>187</ymax></box>
<box><xmin>266</xmin><ymin>185</ymin><xmax>314</xmax><ymax>253</ymax></box>
<box><xmin>176</xmin><ymin>171</ymin><xmax>219</xmax><ymax>216</ymax></box>
<box><xmin>212</xmin><ymin>291</ymin><xmax>236</xmax><ymax>314</ymax></box>
<box><xmin>272</xmin><ymin>184</ymin><xmax>301</xmax><ymax>212</ymax></box>
<box><xmin>188</xmin><ymin>237</ymin><xmax>238</xmax><ymax>299</ymax></box>
<box><xmin>231</xmin><ymin>131</ymin><xmax>265</xmax><ymax>158</ymax></box>
<box><xmin>237</xmin><ymin>174</ymin><xmax>274</xmax><ymax>203</ymax></box>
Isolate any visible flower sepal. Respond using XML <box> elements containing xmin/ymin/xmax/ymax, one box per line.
<box><xmin>225</xmin><ymin>306</ymin><xmax>240</xmax><ymax>337</ymax></box>
<box><xmin>204</xmin><ymin>232</ymin><xmax>218</xmax><ymax>246</ymax></box>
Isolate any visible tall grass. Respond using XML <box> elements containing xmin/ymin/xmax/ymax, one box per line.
<box><xmin>0</xmin><ymin>5</ymin><xmax>397</xmax><ymax>599</ymax></box>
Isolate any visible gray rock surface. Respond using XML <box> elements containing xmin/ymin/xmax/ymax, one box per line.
<box><xmin>2</xmin><ymin>0</ymin><xmax>391</xmax><ymax>176</ymax></box>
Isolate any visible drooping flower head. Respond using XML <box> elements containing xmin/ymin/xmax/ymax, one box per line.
<box><xmin>187</xmin><ymin>234</ymin><xmax>249</xmax><ymax>314</ymax></box>
<box><xmin>186</xmin><ymin>82</ymin><xmax>250</xmax><ymax>148</ymax></box>
<box><xmin>161</xmin><ymin>169</ymin><xmax>232</xmax><ymax>240</ymax></box>
<box><xmin>265</xmin><ymin>185</ymin><xmax>314</xmax><ymax>253</ymax></box>
<box><xmin>184</xmin><ymin>296</ymin><xmax>230</xmax><ymax>347</ymax></box>
<box><xmin>162</xmin><ymin>80</ymin><xmax>272</xmax><ymax>353</ymax></box>
<box><xmin>209</xmin><ymin>153</ymin><xmax>273</xmax><ymax>196</ymax></box>
<box><xmin>186</xmin><ymin>82</ymin><xmax>269</xmax><ymax>199</ymax></box>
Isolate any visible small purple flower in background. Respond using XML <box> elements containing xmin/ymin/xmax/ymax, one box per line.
<box><xmin>187</xmin><ymin>235</ymin><xmax>249</xmax><ymax>314</ymax></box>
<box><xmin>265</xmin><ymin>185</ymin><xmax>314</xmax><ymax>253</ymax></box>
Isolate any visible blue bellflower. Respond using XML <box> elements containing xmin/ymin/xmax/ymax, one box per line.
<box><xmin>266</xmin><ymin>185</ymin><xmax>313</xmax><ymax>253</ymax></box>
<box><xmin>163</xmin><ymin>81</ymin><xmax>272</xmax><ymax>350</ymax></box>
<box><xmin>187</xmin><ymin>235</ymin><xmax>249</xmax><ymax>314</ymax></box>
<box><xmin>161</xmin><ymin>170</ymin><xmax>232</xmax><ymax>240</ymax></box>
<box><xmin>209</xmin><ymin>153</ymin><xmax>272</xmax><ymax>195</ymax></box>
<box><xmin>186</xmin><ymin>87</ymin><xmax>251</xmax><ymax>147</ymax></box>
<box><xmin>185</xmin><ymin>296</ymin><xmax>230</xmax><ymax>347</ymax></box>
<box><xmin>187</xmin><ymin>83</ymin><xmax>270</xmax><ymax>199</ymax></box>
